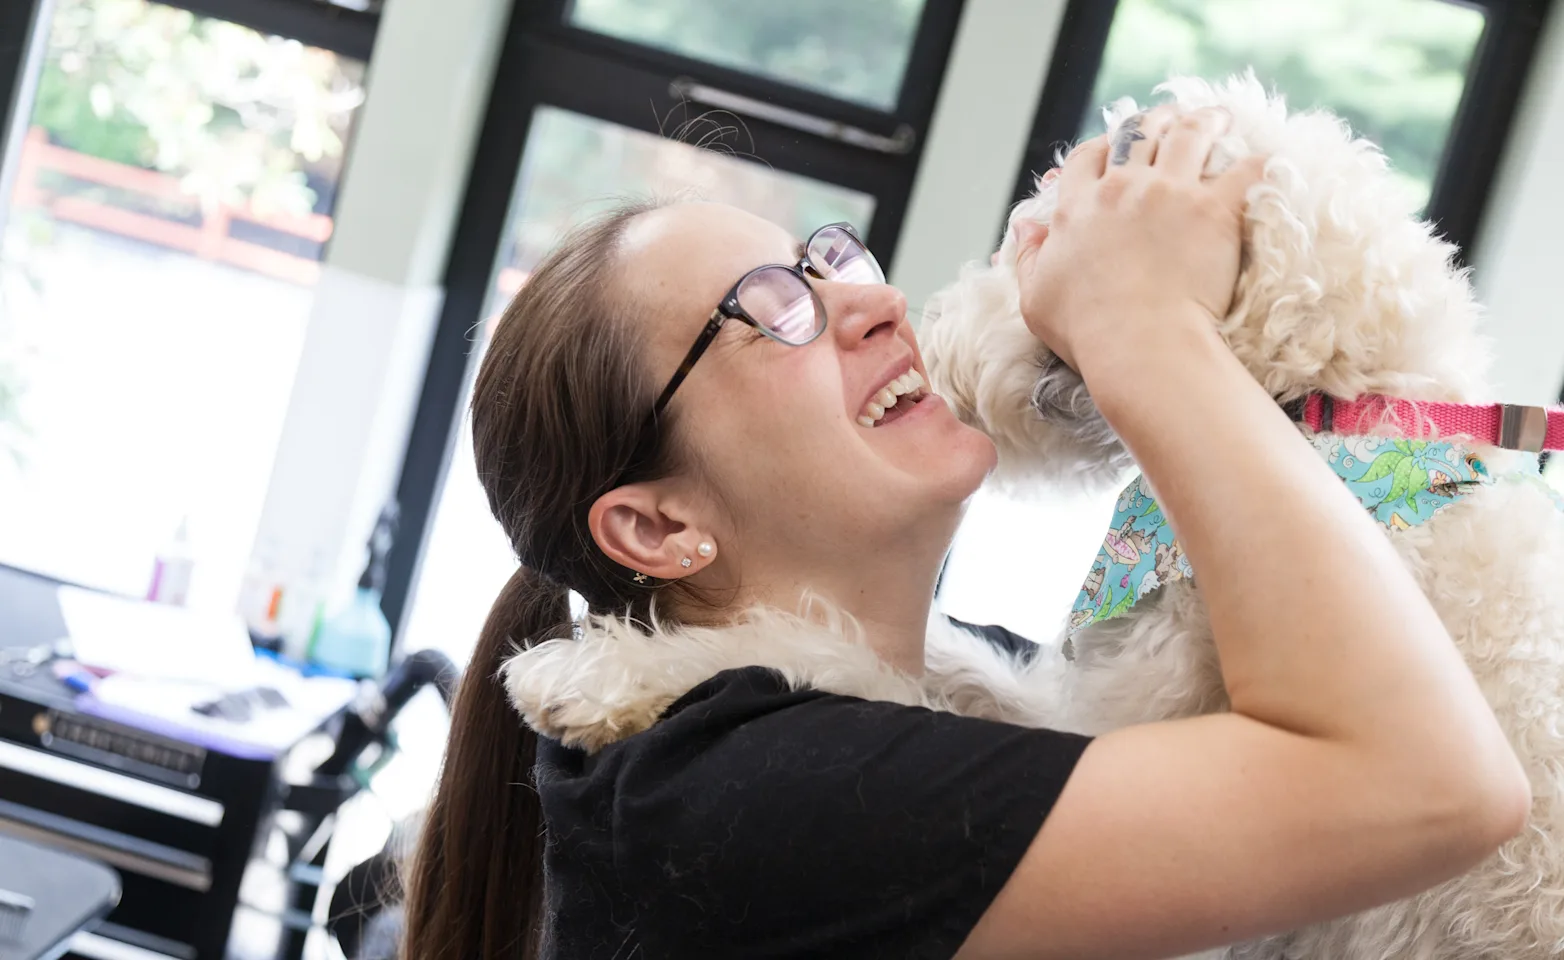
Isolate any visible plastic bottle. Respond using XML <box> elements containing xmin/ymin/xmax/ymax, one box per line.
<box><xmin>239</xmin><ymin>540</ymin><xmax>286</xmax><ymax>652</ymax></box>
<box><xmin>147</xmin><ymin>516</ymin><xmax>195</xmax><ymax>606</ymax></box>
<box><xmin>310</xmin><ymin>503</ymin><xmax>398</xmax><ymax>679</ymax></box>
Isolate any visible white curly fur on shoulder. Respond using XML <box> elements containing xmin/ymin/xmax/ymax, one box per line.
<box><xmin>501</xmin><ymin>598</ymin><xmax>1077</xmax><ymax>754</ymax></box>
<box><xmin>922</xmin><ymin>73</ymin><xmax>1491</xmax><ymax>491</ymax></box>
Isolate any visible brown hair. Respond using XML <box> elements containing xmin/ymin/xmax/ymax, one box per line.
<box><xmin>400</xmin><ymin>201</ymin><xmax>680</xmax><ymax>959</ymax></box>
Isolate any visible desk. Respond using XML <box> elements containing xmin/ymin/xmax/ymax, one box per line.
<box><xmin>0</xmin><ymin>564</ymin><xmax>356</xmax><ymax>960</ymax></box>
<box><xmin>0</xmin><ymin>835</ymin><xmax>119</xmax><ymax>960</ymax></box>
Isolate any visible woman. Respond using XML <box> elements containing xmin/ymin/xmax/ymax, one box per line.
<box><xmin>401</xmin><ymin>107</ymin><xmax>1528</xmax><ymax>959</ymax></box>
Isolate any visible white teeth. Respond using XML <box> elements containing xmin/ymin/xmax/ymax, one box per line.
<box><xmin>857</xmin><ymin>369</ymin><xmax>929</xmax><ymax>428</ymax></box>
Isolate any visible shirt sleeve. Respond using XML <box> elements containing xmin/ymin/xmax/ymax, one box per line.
<box><xmin>604</xmin><ymin>667</ymin><xmax>1091</xmax><ymax>960</ymax></box>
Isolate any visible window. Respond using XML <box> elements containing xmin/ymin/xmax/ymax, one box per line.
<box><xmin>0</xmin><ymin>0</ymin><xmax>373</xmax><ymax>608</ymax></box>
<box><xmin>1014</xmin><ymin>0</ymin><xmax>1549</xmax><ymax>258</ymax></box>
<box><xmin>567</xmin><ymin>0</ymin><xmax>930</xmax><ymax>110</ymax></box>
<box><xmin>1088</xmin><ymin>0</ymin><xmax>1485</xmax><ymax>209</ymax></box>
<box><xmin>383</xmin><ymin>0</ymin><xmax>968</xmax><ymax>652</ymax></box>
<box><xmin>487</xmin><ymin>106</ymin><xmax>877</xmax><ymax>316</ymax></box>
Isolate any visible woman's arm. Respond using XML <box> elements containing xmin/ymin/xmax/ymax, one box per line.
<box><xmin>958</xmin><ymin>108</ymin><xmax>1529</xmax><ymax>960</ymax></box>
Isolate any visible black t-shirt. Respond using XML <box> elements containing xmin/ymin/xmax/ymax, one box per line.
<box><xmin>534</xmin><ymin>622</ymin><xmax>1092</xmax><ymax>959</ymax></box>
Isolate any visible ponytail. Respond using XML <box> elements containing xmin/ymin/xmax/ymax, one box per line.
<box><xmin>401</xmin><ymin>567</ymin><xmax>569</xmax><ymax>960</ymax></box>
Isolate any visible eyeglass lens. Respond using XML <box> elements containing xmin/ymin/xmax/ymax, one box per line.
<box><xmin>808</xmin><ymin>225</ymin><xmax>884</xmax><ymax>285</ymax></box>
<box><xmin>735</xmin><ymin>227</ymin><xmax>883</xmax><ymax>343</ymax></box>
<box><xmin>736</xmin><ymin>268</ymin><xmax>820</xmax><ymax>343</ymax></box>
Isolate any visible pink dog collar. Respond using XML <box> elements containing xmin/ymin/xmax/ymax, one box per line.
<box><xmin>1294</xmin><ymin>394</ymin><xmax>1564</xmax><ymax>453</ymax></box>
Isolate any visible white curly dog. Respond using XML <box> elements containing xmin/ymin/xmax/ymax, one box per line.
<box><xmin>922</xmin><ymin>74</ymin><xmax>1564</xmax><ymax>960</ymax></box>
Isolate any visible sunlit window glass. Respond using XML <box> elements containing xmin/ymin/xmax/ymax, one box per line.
<box><xmin>1088</xmin><ymin>0</ymin><xmax>1486</xmax><ymax>208</ymax></box>
<box><xmin>566</xmin><ymin>0</ymin><xmax>928</xmax><ymax>111</ymax></box>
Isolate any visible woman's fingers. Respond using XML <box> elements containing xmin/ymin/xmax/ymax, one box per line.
<box><xmin>1109</xmin><ymin>105</ymin><xmax>1176</xmax><ymax>167</ymax></box>
<box><xmin>1058</xmin><ymin>135</ymin><xmax>1110</xmax><ymax>193</ymax></box>
<box><xmin>1212</xmin><ymin>153</ymin><xmax>1269</xmax><ymax>212</ymax></box>
<box><xmin>1156</xmin><ymin>108</ymin><xmax>1231</xmax><ymax>179</ymax></box>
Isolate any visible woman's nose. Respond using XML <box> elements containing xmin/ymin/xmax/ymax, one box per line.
<box><xmin>824</xmin><ymin>280</ymin><xmax>907</xmax><ymax>347</ymax></box>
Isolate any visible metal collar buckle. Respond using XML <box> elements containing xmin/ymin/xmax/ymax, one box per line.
<box><xmin>1500</xmin><ymin>403</ymin><xmax>1549</xmax><ymax>452</ymax></box>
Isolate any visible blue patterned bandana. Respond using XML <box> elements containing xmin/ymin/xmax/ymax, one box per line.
<box><xmin>1069</xmin><ymin>433</ymin><xmax>1503</xmax><ymax>634</ymax></box>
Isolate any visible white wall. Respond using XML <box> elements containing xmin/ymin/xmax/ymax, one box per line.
<box><xmin>1471</xmin><ymin>8</ymin><xmax>1564</xmax><ymax>406</ymax></box>
<box><xmin>244</xmin><ymin>0</ymin><xmax>512</xmax><ymax>650</ymax></box>
<box><xmin>891</xmin><ymin>0</ymin><xmax>1069</xmax><ymax>314</ymax></box>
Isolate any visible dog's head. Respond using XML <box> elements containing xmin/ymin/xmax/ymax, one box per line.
<box><xmin>923</xmin><ymin>72</ymin><xmax>1490</xmax><ymax>489</ymax></box>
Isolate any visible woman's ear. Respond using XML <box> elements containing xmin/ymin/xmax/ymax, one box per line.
<box><xmin>588</xmin><ymin>484</ymin><xmax>711</xmax><ymax>581</ymax></box>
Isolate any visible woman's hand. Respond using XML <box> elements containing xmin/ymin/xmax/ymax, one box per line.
<box><xmin>1013</xmin><ymin>105</ymin><xmax>1265</xmax><ymax>375</ymax></box>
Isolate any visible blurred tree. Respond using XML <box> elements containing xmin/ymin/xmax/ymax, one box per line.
<box><xmin>569</xmin><ymin>0</ymin><xmax>926</xmax><ymax>109</ymax></box>
<box><xmin>1088</xmin><ymin>0</ymin><xmax>1486</xmax><ymax>204</ymax></box>
<box><xmin>30</xmin><ymin>0</ymin><xmax>365</xmax><ymax>215</ymax></box>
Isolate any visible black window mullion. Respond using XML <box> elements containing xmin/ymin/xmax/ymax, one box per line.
<box><xmin>895</xmin><ymin>0</ymin><xmax>968</xmax><ymax>124</ymax></box>
<box><xmin>0</xmin><ymin>0</ymin><xmax>42</xmax><ymax>143</ymax></box>
<box><xmin>528</xmin><ymin>27</ymin><xmax>919</xmax><ymax>136</ymax></box>
<box><xmin>531</xmin><ymin>0</ymin><xmax>965</xmax><ymax>132</ymax></box>
<box><xmin>1425</xmin><ymin>0</ymin><xmax>1554</xmax><ymax>261</ymax></box>
<box><xmin>151</xmin><ymin>0</ymin><xmax>379</xmax><ymax>60</ymax></box>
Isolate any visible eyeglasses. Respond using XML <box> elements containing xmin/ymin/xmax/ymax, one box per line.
<box><xmin>650</xmin><ymin>222</ymin><xmax>885</xmax><ymax>415</ymax></box>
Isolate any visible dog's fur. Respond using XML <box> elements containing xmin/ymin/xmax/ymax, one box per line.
<box><xmin>920</xmin><ymin>74</ymin><xmax>1564</xmax><ymax>959</ymax></box>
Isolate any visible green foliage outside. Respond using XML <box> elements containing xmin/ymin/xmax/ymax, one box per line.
<box><xmin>2</xmin><ymin>0</ymin><xmax>367</xmax><ymax>464</ymax></box>
<box><xmin>1089</xmin><ymin>0</ymin><xmax>1487</xmax><ymax>206</ymax></box>
<box><xmin>568</xmin><ymin>0</ymin><xmax>926</xmax><ymax>110</ymax></box>
<box><xmin>28</xmin><ymin>0</ymin><xmax>365</xmax><ymax>215</ymax></box>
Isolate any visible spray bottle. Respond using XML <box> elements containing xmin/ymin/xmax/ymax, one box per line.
<box><xmin>310</xmin><ymin>502</ymin><xmax>398</xmax><ymax>679</ymax></box>
<box><xmin>147</xmin><ymin>516</ymin><xmax>195</xmax><ymax>606</ymax></box>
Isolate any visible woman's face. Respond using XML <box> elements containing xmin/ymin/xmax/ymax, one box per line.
<box><xmin>615</xmin><ymin>202</ymin><xmax>997</xmax><ymax>580</ymax></box>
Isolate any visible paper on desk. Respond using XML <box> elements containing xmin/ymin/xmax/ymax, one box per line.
<box><xmin>55</xmin><ymin>585</ymin><xmax>259</xmax><ymax>685</ymax></box>
<box><xmin>86</xmin><ymin>658</ymin><xmax>359</xmax><ymax>757</ymax></box>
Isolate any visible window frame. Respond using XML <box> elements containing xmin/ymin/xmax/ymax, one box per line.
<box><xmin>0</xmin><ymin>0</ymin><xmax>380</xmax><ymax>223</ymax></box>
<box><xmin>380</xmin><ymin>0</ymin><xmax>969</xmax><ymax>635</ymax></box>
<box><xmin>1008</xmin><ymin>0</ymin><xmax>1557</xmax><ymax>265</ymax></box>
<box><xmin>158</xmin><ymin>0</ymin><xmax>379</xmax><ymax>60</ymax></box>
<box><xmin>0</xmin><ymin>1</ymin><xmax>44</xmax><ymax>142</ymax></box>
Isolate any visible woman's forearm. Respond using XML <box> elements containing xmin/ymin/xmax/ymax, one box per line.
<box><xmin>1078</xmin><ymin>312</ymin><xmax>1523</xmax><ymax>806</ymax></box>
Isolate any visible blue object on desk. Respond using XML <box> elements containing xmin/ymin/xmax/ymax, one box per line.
<box><xmin>48</xmin><ymin>662</ymin><xmax>94</xmax><ymax>695</ymax></box>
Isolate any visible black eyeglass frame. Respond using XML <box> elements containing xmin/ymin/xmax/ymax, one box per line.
<box><xmin>650</xmin><ymin>221</ymin><xmax>875</xmax><ymax>415</ymax></box>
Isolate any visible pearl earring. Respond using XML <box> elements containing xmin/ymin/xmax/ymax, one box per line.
<box><xmin>697</xmin><ymin>541</ymin><xmax>715</xmax><ymax>558</ymax></box>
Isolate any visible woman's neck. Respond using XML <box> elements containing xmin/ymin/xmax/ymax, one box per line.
<box><xmin>725</xmin><ymin>534</ymin><xmax>951</xmax><ymax>677</ymax></box>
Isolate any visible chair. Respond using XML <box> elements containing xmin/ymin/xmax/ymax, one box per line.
<box><xmin>0</xmin><ymin>835</ymin><xmax>119</xmax><ymax>960</ymax></box>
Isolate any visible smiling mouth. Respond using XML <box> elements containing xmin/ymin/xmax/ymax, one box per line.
<box><xmin>857</xmin><ymin>370</ymin><xmax>929</xmax><ymax>428</ymax></box>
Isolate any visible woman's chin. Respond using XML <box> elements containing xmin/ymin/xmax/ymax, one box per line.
<box><xmin>917</xmin><ymin>423</ymin><xmax>997</xmax><ymax>504</ymax></box>
<box><xmin>855</xmin><ymin>394</ymin><xmax>997</xmax><ymax>501</ymax></box>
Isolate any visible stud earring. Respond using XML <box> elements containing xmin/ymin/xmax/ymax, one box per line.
<box><xmin>697</xmin><ymin>541</ymin><xmax>715</xmax><ymax>558</ymax></box>
<box><xmin>680</xmin><ymin>557</ymin><xmax>692</xmax><ymax>568</ymax></box>
<box><xmin>632</xmin><ymin>572</ymin><xmax>649</xmax><ymax>584</ymax></box>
